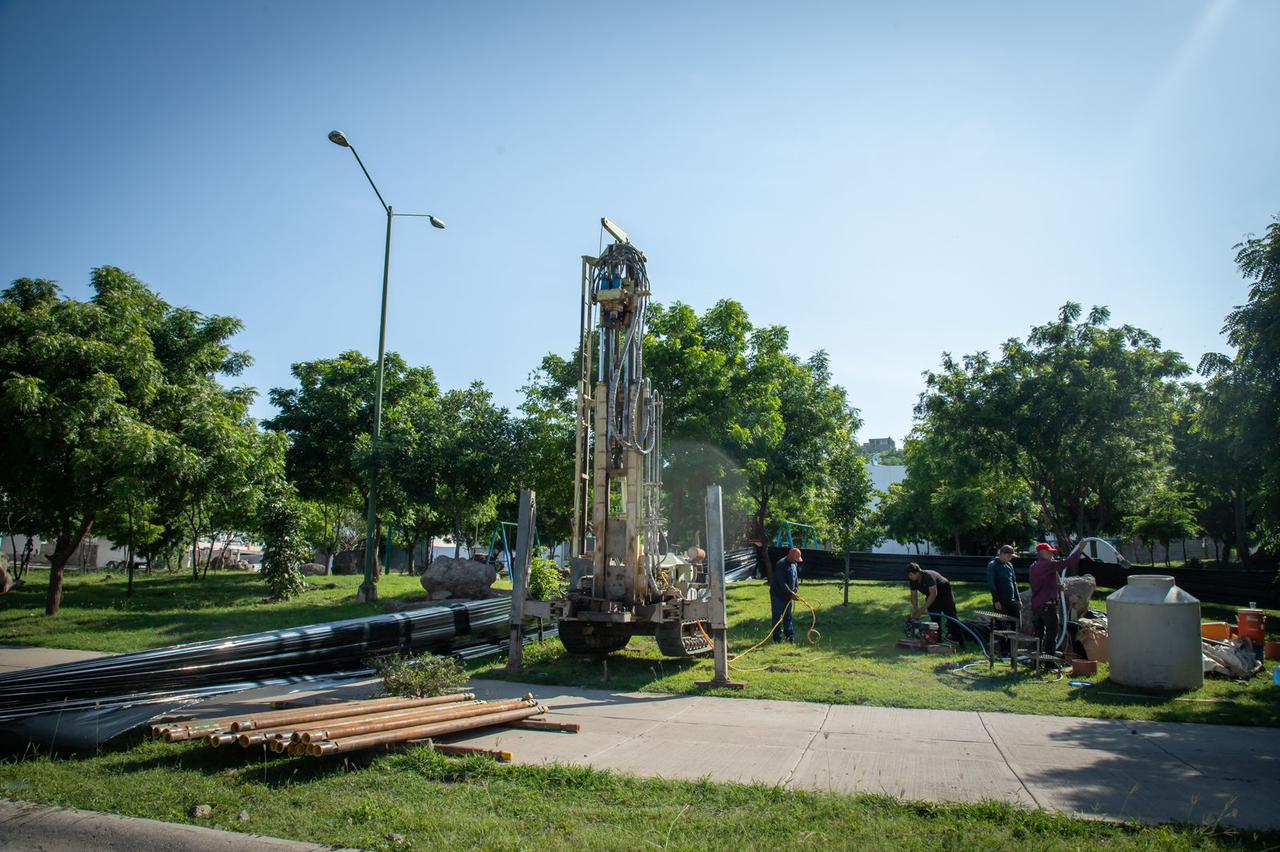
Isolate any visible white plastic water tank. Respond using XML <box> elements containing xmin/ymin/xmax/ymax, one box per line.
<box><xmin>1106</xmin><ymin>575</ymin><xmax>1203</xmax><ymax>690</ymax></box>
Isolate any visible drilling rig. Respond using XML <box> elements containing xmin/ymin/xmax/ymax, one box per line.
<box><xmin>523</xmin><ymin>219</ymin><xmax>713</xmax><ymax>658</ymax></box>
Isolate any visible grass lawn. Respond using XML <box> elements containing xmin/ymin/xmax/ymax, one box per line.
<box><xmin>3</xmin><ymin>569</ymin><xmax>1277</xmax><ymax>726</ymax></box>
<box><xmin>0</xmin><ymin>568</ymin><xmax>427</xmax><ymax>653</ymax></box>
<box><xmin>474</xmin><ymin>579</ymin><xmax>1280</xmax><ymax>727</ymax></box>
<box><xmin>0</xmin><ymin>740</ymin><xmax>1269</xmax><ymax>851</ymax></box>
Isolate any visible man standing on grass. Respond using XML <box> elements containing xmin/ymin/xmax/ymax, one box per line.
<box><xmin>770</xmin><ymin>547</ymin><xmax>802</xmax><ymax>643</ymax></box>
<box><xmin>907</xmin><ymin>563</ymin><xmax>965</xmax><ymax>648</ymax></box>
<box><xmin>986</xmin><ymin>544</ymin><xmax>1020</xmax><ymax>622</ymax></box>
<box><xmin>1029</xmin><ymin>542</ymin><xmax>1082</xmax><ymax>656</ymax></box>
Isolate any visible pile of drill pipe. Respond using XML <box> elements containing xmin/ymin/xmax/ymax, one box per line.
<box><xmin>0</xmin><ymin>599</ymin><xmax>513</xmax><ymax>723</ymax></box>
<box><xmin>151</xmin><ymin>692</ymin><xmax>549</xmax><ymax>758</ymax></box>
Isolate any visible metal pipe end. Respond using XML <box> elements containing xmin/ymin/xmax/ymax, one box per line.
<box><xmin>522</xmin><ymin>693</ymin><xmax>533</xmax><ymax>701</ymax></box>
<box><xmin>288</xmin><ymin>742</ymin><xmax>306</xmax><ymax>757</ymax></box>
<box><xmin>236</xmin><ymin>734</ymin><xmax>255</xmax><ymax>748</ymax></box>
<box><xmin>311</xmin><ymin>742</ymin><xmax>338</xmax><ymax>757</ymax></box>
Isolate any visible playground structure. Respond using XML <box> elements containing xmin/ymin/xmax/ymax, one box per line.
<box><xmin>774</xmin><ymin>521</ymin><xmax>820</xmax><ymax>551</ymax></box>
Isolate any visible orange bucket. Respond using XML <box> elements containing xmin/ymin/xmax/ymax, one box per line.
<box><xmin>1238</xmin><ymin>609</ymin><xmax>1267</xmax><ymax>644</ymax></box>
<box><xmin>1201</xmin><ymin>622</ymin><xmax>1231</xmax><ymax>641</ymax></box>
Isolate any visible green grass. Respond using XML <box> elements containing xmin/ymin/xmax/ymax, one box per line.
<box><xmin>0</xmin><ymin>740</ymin><xmax>1269</xmax><ymax>850</ymax></box>
<box><xmin>0</xmin><ymin>568</ymin><xmax>427</xmax><ymax>653</ymax></box>
<box><xmin>3</xmin><ymin>569</ymin><xmax>1277</xmax><ymax>726</ymax></box>
<box><xmin>474</xmin><ymin>580</ymin><xmax>1280</xmax><ymax>727</ymax></box>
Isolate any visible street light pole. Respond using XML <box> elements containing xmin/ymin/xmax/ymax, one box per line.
<box><xmin>328</xmin><ymin>130</ymin><xmax>445</xmax><ymax>603</ymax></box>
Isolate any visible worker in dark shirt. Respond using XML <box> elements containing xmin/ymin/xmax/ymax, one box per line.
<box><xmin>1029</xmin><ymin>542</ymin><xmax>1083</xmax><ymax>655</ymax></box>
<box><xmin>986</xmin><ymin>544</ymin><xmax>1020</xmax><ymax>622</ymax></box>
<box><xmin>770</xmin><ymin>547</ymin><xmax>802</xmax><ymax>643</ymax></box>
<box><xmin>907</xmin><ymin>563</ymin><xmax>965</xmax><ymax>647</ymax></box>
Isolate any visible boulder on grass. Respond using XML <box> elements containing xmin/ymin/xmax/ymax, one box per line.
<box><xmin>331</xmin><ymin>549</ymin><xmax>365</xmax><ymax>575</ymax></box>
<box><xmin>299</xmin><ymin>562</ymin><xmax>328</xmax><ymax>576</ymax></box>
<box><xmin>420</xmin><ymin>555</ymin><xmax>498</xmax><ymax>600</ymax></box>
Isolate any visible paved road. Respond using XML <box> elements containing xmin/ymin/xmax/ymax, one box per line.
<box><xmin>456</xmin><ymin>679</ymin><xmax>1280</xmax><ymax>831</ymax></box>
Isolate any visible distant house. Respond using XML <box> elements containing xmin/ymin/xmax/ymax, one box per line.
<box><xmin>860</xmin><ymin>437</ymin><xmax>896</xmax><ymax>455</ymax></box>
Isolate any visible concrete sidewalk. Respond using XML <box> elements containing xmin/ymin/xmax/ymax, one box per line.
<box><xmin>0</xmin><ymin>800</ymin><xmax>339</xmax><ymax>852</ymax></box>
<box><xmin>455</xmin><ymin>679</ymin><xmax>1279</xmax><ymax>831</ymax></box>
<box><xmin>4</xmin><ymin>647</ymin><xmax>1276</xmax><ymax>831</ymax></box>
<box><xmin>0</xmin><ymin>646</ymin><xmax>107</xmax><ymax>674</ymax></box>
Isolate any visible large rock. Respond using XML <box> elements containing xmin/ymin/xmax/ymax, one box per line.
<box><xmin>421</xmin><ymin>556</ymin><xmax>498</xmax><ymax>600</ymax></box>
<box><xmin>331</xmin><ymin>549</ymin><xmax>365</xmax><ymax>575</ymax></box>
<box><xmin>299</xmin><ymin>562</ymin><xmax>328</xmax><ymax>576</ymax></box>
<box><xmin>1017</xmin><ymin>573</ymin><xmax>1097</xmax><ymax>635</ymax></box>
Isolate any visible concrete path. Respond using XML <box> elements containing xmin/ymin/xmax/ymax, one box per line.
<box><xmin>4</xmin><ymin>648</ymin><xmax>1276</xmax><ymax>831</ymax></box>
<box><xmin>0</xmin><ymin>800</ymin><xmax>340</xmax><ymax>851</ymax></box>
<box><xmin>0</xmin><ymin>647</ymin><xmax>107</xmax><ymax>674</ymax></box>
<box><xmin>453</xmin><ymin>679</ymin><xmax>1279</xmax><ymax>831</ymax></box>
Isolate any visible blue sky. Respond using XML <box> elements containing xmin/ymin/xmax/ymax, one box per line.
<box><xmin>2</xmin><ymin>1</ymin><xmax>1276</xmax><ymax>442</ymax></box>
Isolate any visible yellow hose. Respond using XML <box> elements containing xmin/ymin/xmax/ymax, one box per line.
<box><xmin>696</xmin><ymin>595</ymin><xmax>821</xmax><ymax>672</ymax></box>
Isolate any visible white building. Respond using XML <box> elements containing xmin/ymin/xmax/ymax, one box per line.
<box><xmin>866</xmin><ymin>463</ymin><xmax>935</xmax><ymax>555</ymax></box>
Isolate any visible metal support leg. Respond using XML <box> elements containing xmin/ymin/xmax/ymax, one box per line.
<box><xmin>697</xmin><ymin>484</ymin><xmax>743</xmax><ymax>690</ymax></box>
<box><xmin>507</xmin><ymin>490</ymin><xmax>535</xmax><ymax>673</ymax></box>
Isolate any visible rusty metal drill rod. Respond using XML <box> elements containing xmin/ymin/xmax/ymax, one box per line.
<box><xmin>310</xmin><ymin>703</ymin><xmax>545</xmax><ymax>756</ymax></box>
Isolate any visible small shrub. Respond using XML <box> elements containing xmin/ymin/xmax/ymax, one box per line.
<box><xmin>259</xmin><ymin>480</ymin><xmax>309</xmax><ymax>601</ymax></box>
<box><xmin>371</xmin><ymin>652</ymin><xmax>468</xmax><ymax>698</ymax></box>
<box><xmin>527</xmin><ymin>555</ymin><xmax>563</xmax><ymax>601</ymax></box>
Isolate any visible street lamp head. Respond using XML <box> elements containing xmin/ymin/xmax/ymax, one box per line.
<box><xmin>429</xmin><ymin>215</ymin><xmax>446</xmax><ymax>229</ymax></box>
<box><xmin>327</xmin><ymin>130</ymin><xmax>350</xmax><ymax>148</ymax></box>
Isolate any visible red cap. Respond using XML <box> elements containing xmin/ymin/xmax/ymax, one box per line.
<box><xmin>788</xmin><ymin>547</ymin><xmax>803</xmax><ymax>563</ymax></box>
<box><xmin>1035</xmin><ymin>543</ymin><xmax>1058</xmax><ymax>554</ymax></box>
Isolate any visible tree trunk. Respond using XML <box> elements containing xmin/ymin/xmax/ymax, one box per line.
<box><xmin>1223</xmin><ymin>541</ymin><xmax>1233</xmax><ymax>566</ymax></box>
<box><xmin>453</xmin><ymin>508</ymin><xmax>463</xmax><ymax>558</ymax></box>
<box><xmin>1213</xmin><ymin>538</ymin><xmax>1221</xmax><ymax>562</ymax></box>
<box><xmin>1181</xmin><ymin>539</ymin><xmax>1188</xmax><ymax>564</ymax></box>
<box><xmin>406</xmin><ymin>533</ymin><xmax>421</xmax><ymax>575</ymax></box>
<box><xmin>1232</xmin><ymin>489</ymin><xmax>1249</xmax><ymax>566</ymax></box>
<box><xmin>45</xmin><ymin>514</ymin><xmax>94</xmax><ymax>616</ymax></box>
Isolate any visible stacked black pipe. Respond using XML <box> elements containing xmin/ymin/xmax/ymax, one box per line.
<box><xmin>0</xmin><ymin>599</ymin><xmax>511</xmax><ymax>724</ymax></box>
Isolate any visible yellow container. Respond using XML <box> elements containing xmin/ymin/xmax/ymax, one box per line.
<box><xmin>1200</xmin><ymin>621</ymin><xmax>1231</xmax><ymax>641</ymax></box>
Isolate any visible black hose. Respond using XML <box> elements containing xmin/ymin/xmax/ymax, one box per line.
<box><xmin>926</xmin><ymin>611</ymin><xmax>992</xmax><ymax>659</ymax></box>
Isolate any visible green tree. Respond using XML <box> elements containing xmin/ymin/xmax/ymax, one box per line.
<box><xmin>0</xmin><ymin>269</ymin><xmax>249</xmax><ymax>615</ymax></box>
<box><xmin>822</xmin><ymin>441</ymin><xmax>878</xmax><ymax>552</ymax></box>
<box><xmin>1124</xmin><ymin>481</ymin><xmax>1200</xmax><ymax>567</ymax></box>
<box><xmin>436</xmin><ymin>382</ymin><xmax>515</xmax><ymax>556</ymax></box>
<box><xmin>875</xmin><ymin>426</ymin><xmax>1037</xmax><ymax>554</ymax></box>
<box><xmin>917</xmin><ymin>303</ymin><xmax>1188</xmax><ymax>546</ymax></box>
<box><xmin>1199</xmin><ymin>214</ymin><xmax>1280</xmax><ymax>556</ymax></box>
<box><xmin>267</xmin><ymin>351</ymin><xmax>439</xmax><ymax>576</ymax></box>
<box><xmin>258</xmin><ymin>477</ymin><xmax>310</xmax><ymax>600</ymax></box>
<box><xmin>1172</xmin><ymin>384</ymin><xmax>1253</xmax><ymax>563</ymax></box>
<box><xmin>512</xmin><ymin>352</ymin><xmax>579</xmax><ymax>546</ymax></box>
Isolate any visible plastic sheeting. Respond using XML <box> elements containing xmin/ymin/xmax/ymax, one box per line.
<box><xmin>0</xmin><ymin>597</ymin><xmax>530</xmax><ymax>750</ymax></box>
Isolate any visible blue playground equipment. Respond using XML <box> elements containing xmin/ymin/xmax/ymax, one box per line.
<box><xmin>774</xmin><ymin>521</ymin><xmax>820</xmax><ymax>550</ymax></box>
<box><xmin>486</xmin><ymin>520</ymin><xmax>540</xmax><ymax>573</ymax></box>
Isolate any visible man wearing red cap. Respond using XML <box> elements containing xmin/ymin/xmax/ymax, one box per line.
<box><xmin>770</xmin><ymin>547</ymin><xmax>803</xmax><ymax>643</ymax></box>
<box><xmin>1029</xmin><ymin>542</ymin><xmax>1082</xmax><ymax>656</ymax></box>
